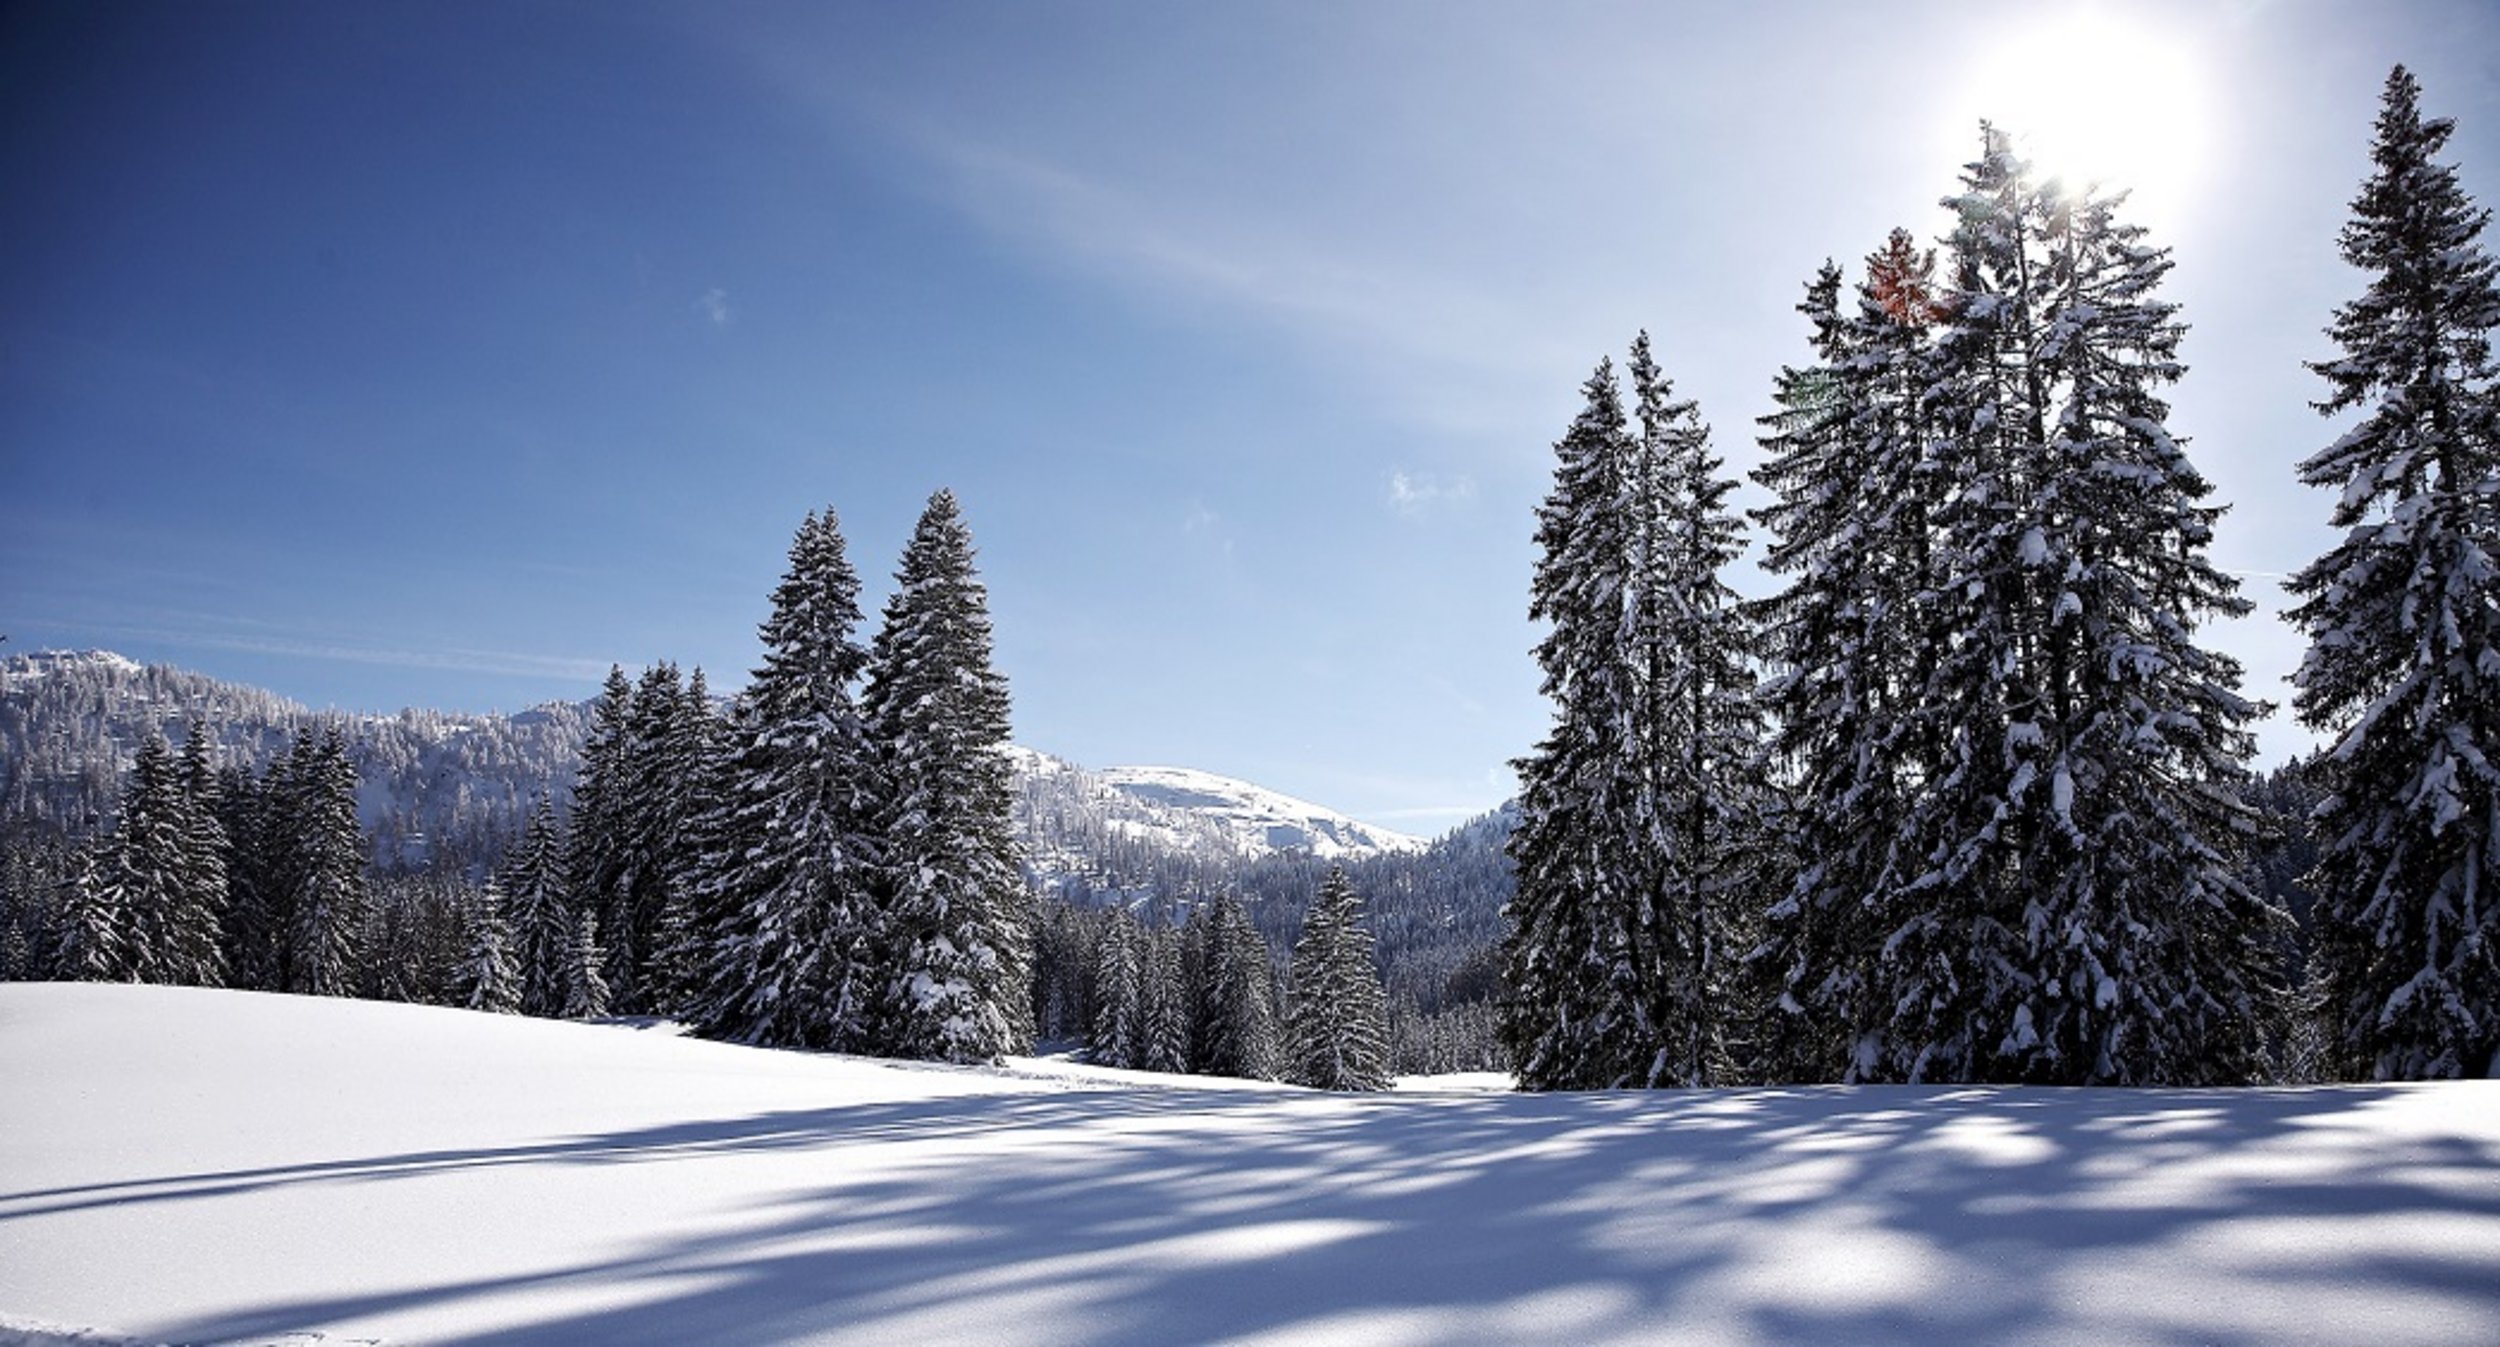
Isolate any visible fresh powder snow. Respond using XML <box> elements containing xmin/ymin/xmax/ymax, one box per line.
<box><xmin>4</xmin><ymin>984</ymin><xmax>2498</xmax><ymax>1345</ymax></box>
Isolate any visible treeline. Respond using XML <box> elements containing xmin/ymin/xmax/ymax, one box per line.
<box><xmin>1029</xmin><ymin>869</ymin><xmax>1405</xmax><ymax>1090</ymax></box>
<box><xmin>7</xmin><ymin>494</ymin><xmax>1038</xmax><ymax>1065</ymax></box>
<box><xmin>1503</xmin><ymin>73</ymin><xmax>2500</xmax><ymax>1088</ymax></box>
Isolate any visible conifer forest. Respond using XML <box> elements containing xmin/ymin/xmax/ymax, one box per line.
<box><xmin>7</xmin><ymin>69</ymin><xmax>2499</xmax><ymax>1091</ymax></box>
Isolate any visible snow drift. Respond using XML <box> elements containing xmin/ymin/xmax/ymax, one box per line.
<box><xmin>4</xmin><ymin>984</ymin><xmax>2497</xmax><ymax>1345</ymax></box>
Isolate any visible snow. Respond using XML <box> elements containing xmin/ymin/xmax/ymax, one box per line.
<box><xmin>6</xmin><ymin>984</ymin><xmax>2500</xmax><ymax>1346</ymax></box>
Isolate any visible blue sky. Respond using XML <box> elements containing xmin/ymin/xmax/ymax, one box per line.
<box><xmin>5</xmin><ymin>1</ymin><xmax>2498</xmax><ymax>834</ymax></box>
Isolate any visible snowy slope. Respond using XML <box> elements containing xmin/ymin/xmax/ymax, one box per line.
<box><xmin>6</xmin><ymin>985</ymin><xmax>2500</xmax><ymax>1346</ymax></box>
<box><xmin>1010</xmin><ymin>746</ymin><xmax>1422</xmax><ymax>878</ymax></box>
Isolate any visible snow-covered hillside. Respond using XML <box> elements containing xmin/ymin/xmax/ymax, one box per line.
<box><xmin>1010</xmin><ymin>747</ymin><xmax>1421</xmax><ymax>884</ymax></box>
<box><xmin>5</xmin><ymin>653</ymin><xmax>1426</xmax><ymax>876</ymax></box>
<box><xmin>5</xmin><ymin>984</ymin><xmax>2497</xmax><ymax>1346</ymax></box>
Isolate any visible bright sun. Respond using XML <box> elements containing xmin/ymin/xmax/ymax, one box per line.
<box><xmin>1963</xmin><ymin>8</ymin><xmax>2209</xmax><ymax>210</ymax></box>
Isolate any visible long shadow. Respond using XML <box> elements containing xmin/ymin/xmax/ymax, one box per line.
<box><xmin>32</xmin><ymin>1082</ymin><xmax>2500</xmax><ymax>1346</ymax></box>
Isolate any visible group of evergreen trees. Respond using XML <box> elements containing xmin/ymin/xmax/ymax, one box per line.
<box><xmin>25</xmin><ymin>491</ymin><xmax>1044</xmax><ymax>1068</ymax></box>
<box><xmin>1506</xmin><ymin>72</ymin><xmax>2500</xmax><ymax>1087</ymax></box>
<box><xmin>45</xmin><ymin>721</ymin><xmax>370</xmax><ymax>997</ymax></box>
<box><xmin>1035</xmin><ymin>868</ymin><xmax>1392</xmax><ymax>1090</ymax></box>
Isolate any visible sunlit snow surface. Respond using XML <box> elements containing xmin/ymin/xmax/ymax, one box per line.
<box><xmin>5</xmin><ymin>986</ymin><xmax>2498</xmax><ymax>1346</ymax></box>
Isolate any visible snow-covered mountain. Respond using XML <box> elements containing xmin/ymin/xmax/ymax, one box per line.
<box><xmin>1009</xmin><ymin>747</ymin><xmax>1420</xmax><ymax>874</ymax></box>
<box><xmin>2</xmin><ymin>651</ymin><xmax>1428</xmax><ymax>878</ymax></box>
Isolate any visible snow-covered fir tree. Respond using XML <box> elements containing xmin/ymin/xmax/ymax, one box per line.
<box><xmin>166</xmin><ymin>720</ymin><xmax>230</xmax><ymax>986</ymax></box>
<box><xmin>562</xmin><ymin>910</ymin><xmax>612</xmax><ymax>1020</ymax></box>
<box><xmin>1200</xmin><ymin>894</ymin><xmax>1279</xmax><ymax>1080</ymax></box>
<box><xmin>1090</xmin><ymin>907</ymin><xmax>1142</xmax><ymax>1068</ymax></box>
<box><xmin>216</xmin><ymin>762</ymin><xmax>284</xmax><ymax>992</ymax></box>
<box><xmin>567</xmin><ymin>667</ymin><xmax>639</xmax><ymax>1000</ymax></box>
<box><xmin>1286</xmin><ymin>867</ymin><xmax>1392</xmax><ymax>1091</ymax></box>
<box><xmin>49</xmin><ymin>838</ymin><xmax>118</xmax><ymax>982</ymax></box>
<box><xmin>1138</xmin><ymin>923</ymin><xmax>1190</xmax><ymax>1074</ymax></box>
<box><xmin>1859</xmin><ymin>127</ymin><xmax>2278</xmax><ymax>1084</ymax></box>
<box><xmin>1502</xmin><ymin>338</ymin><xmax>1759</xmax><ymax>1089</ymax></box>
<box><xmin>693</xmin><ymin>509</ymin><xmax>883</xmax><ymax>1051</ymax></box>
<box><xmin>1751</xmin><ymin>235</ymin><xmax>1945</xmax><ymax>1082</ymax></box>
<box><xmin>2290</xmin><ymin>67</ymin><xmax>2500</xmax><ymax>1081</ymax></box>
<box><xmin>281</xmin><ymin>726</ymin><xmax>369</xmax><ymax>998</ymax></box>
<box><xmin>1501</xmin><ymin>357</ymin><xmax>1655</xmax><ymax>1090</ymax></box>
<box><xmin>860</xmin><ymin>489</ymin><xmax>1032</xmax><ymax>1062</ymax></box>
<box><xmin>79</xmin><ymin>731</ymin><xmax>189</xmax><ymax>984</ymax></box>
<box><xmin>500</xmin><ymin>795</ymin><xmax>573</xmax><ymax>1018</ymax></box>
<box><xmin>1626</xmin><ymin>333</ymin><xmax>1761</xmax><ymax>1086</ymax></box>
<box><xmin>454</xmin><ymin>882</ymin><xmax>522</xmax><ymax>1014</ymax></box>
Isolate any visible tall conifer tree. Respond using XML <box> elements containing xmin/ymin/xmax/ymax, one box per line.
<box><xmin>1286</xmin><ymin>868</ymin><xmax>1392</xmax><ymax>1091</ymax></box>
<box><xmin>2291</xmin><ymin>67</ymin><xmax>2500</xmax><ymax>1080</ymax></box>
<box><xmin>861</xmin><ymin>490</ymin><xmax>1031</xmax><ymax>1062</ymax></box>
<box><xmin>694</xmin><ymin>510</ymin><xmax>881</xmax><ymax>1050</ymax></box>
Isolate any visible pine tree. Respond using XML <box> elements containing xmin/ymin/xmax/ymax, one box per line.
<box><xmin>282</xmin><ymin>726</ymin><xmax>369</xmax><ymax>998</ymax></box>
<box><xmin>693</xmin><ymin>509</ymin><xmax>882</xmax><ymax>1051</ymax></box>
<box><xmin>1202</xmin><ymin>894</ymin><xmax>1279</xmax><ymax>1080</ymax></box>
<box><xmin>165</xmin><ymin>720</ymin><xmax>230</xmax><ymax>987</ymax></box>
<box><xmin>2290</xmin><ymin>67</ymin><xmax>2500</xmax><ymax>1080</ymax></box>
<box><xmin>87</xmin><ymin>731</ymin><xmax>189</xmax><ymax>982</ymax></box>
<box><xmin>1752</xmin><ymin>235</ymin><xmax>1945</xmax><ymax>1082</ymax></box>
<box><xmin>50</xmin><ymin>842</ymin><xmax>120</xmax><ymax>982</ymax></box>
<box><xmin>1286</xmin><ymin>867</ymin><xmax>1393</xmax><ymax>1090</ymax></box>
<box><xmin>1626</xmin><ymin>334</ymin><xmax>1760</xmax><ymax>1086</ymax></box>
<box><xmin>1090</xmin><ymin>907</ymin><xmax>1142</xmax><ymax>1068</ymax></box>
<box><xmin>454</xmin><ymin>882</ymin><xmax>522</xmax><ymax>1014</ymax></box>
<box><xmin>563</xmin><ymin>910</ymin><xmax>612</xmax><ymax>1020</ymax></box>
<box><xmin>1138</xmin><ymin>923</ymin><xmax>1190</xmax><ymax>1074</ymax></box>
<box><xmin>861</xmin><ymin>490</ymin><xmax>1032</xmax><ymax>1062</ymax></box>
<box><xmin>501</xmin><ymin>795</ymin><xmax>573</xmax><ymax>1017</ymax></box>
<box><xmin>1864</xmin><ymin>127</ymin><xmax>2279</xmax><ymax>1083</ymax></box>
<box><xmin>648</xmin><ymin>668</ymin><xmax>727</xmax><ymax>1017</ymax></box>
<box><xmin>217</xmin><ymin>762</ymin><xmax>285</xmax><ymax>992</ymax></box>
<box><xmin>1501</xmin><ymin>357</ymin><xmax>1655</xmax><ymax>1089</ymax></box>
<box><xmin>568</xmin><ymin>666</ymin><xmax>639</xmax><ymax>1002</ymax></box>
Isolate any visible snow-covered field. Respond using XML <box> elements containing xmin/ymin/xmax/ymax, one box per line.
<box><xmin>4</xmin><ymin>985</ymin><xmax>2497</xmax><ymax>1346</ymax></box>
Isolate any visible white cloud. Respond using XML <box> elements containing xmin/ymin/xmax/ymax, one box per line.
<box><xmin>698</xmin><ymin>287</ymin><xmax>733</xmax><ymax>328</ymax></box>
<box><xmin>1387</xmin><ymin>471</ymin><xmax>1475</xmax><ymax>517</ymax></box>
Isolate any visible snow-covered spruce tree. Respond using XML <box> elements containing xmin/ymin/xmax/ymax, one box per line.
<box><xmin>82</xmin><ymin>730</ymin><xmax>187</xmax><ymax>983</ymax></box>
<box><xmin>860</xmin><ymin>490</ymin><xmax>1032</xmax><ymax>1062</ymax></box>
<box><xmin>1501</xmin><ymin>357</ymin><xmax>1655</xmax><ymax>1089</ymax></box>
<box><xmin>1285</xmin><ymin>867</ymin><xmax>1392</xmax><ymax>1091</ymax></box>
<box><xmin>567</xmin><ymin>666</ymin><xmax>638</xmax><ymax>1001</ymax></box>
<box><xmin>454</xmin><ymin>882</ymin><xmax>522</xmax><ymax>1014</ymax></box>
<box><xmin>500</xmin><ymin>795</ymin><xmax>573</xmax><ymax>1018</ymax></box>
<box><xmin>166</xmin><ymin>719</ymin><xmax>230</xmax><ymax>986</ymax></box>
<box><xmin>1877</xmin><ymin>127</ymin><xmax>2278</xmax><ymax>1084</ymax></box>
<box><xmin>216</xmin><ymin>762</ymin><xmax>284</xmax><ymax>992</ymax></box>
<box><xmin>1138</xmin><ymin>923</ymin><xmax>1191</xmax><ymax>1074</ymax></box>
<box><xmin>1090</xmin><ymin>907</ymin><xmax>1142</xmax><ymax>1068</ymax></box>
<box><xmin>649</xmin><ymin>668</ymin><xmax>728</xmax><ymax>1016</ymax></box>
<box><xmin>1200</xmin><ymin>893</ymin><xmax>1279</xmax><ymax>1079</ymax></box>
<box><xmin>1626</xmin><ymin>333</ymin><xmax>1762</xmax><ymax>1087</ymax></box>
<box><xmin>1751</xmin><ymin>236</ymin><xmax>1947</xmax><ymax>1082</ymax></box>
<box><xmin>562</xmin><ymin>910</ymin><xmax>612</xmax><ymax>1020</ymax></box>
<box><xmin>50</xmin><ymin>840</ymin><xmax>120</xmax><ymax>982</ymax></box>
<box><xmin>2290</xmin><ymin>67</ymin><xmax>2500</xmax><ymax>1081</ymax></box>
<box><xmin>282</xmin><ymin>726</ymin><xmax>370</xmax><ymax>998</ymax></box>
<box><xmin>693</xmin><ymin>509</ymin><xmax>883</xmax><ymax>1051</ymax></box>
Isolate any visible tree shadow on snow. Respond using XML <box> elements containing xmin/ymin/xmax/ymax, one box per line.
<box><xmin>28</xmin><ymin>1082</ymin><xmax>2500</xmax><ymax>1346</ymax></box>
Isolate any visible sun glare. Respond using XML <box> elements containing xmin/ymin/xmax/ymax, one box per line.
<box><xmin>1962</xmin><ymin>9</ymin><xmax>2209</xmax><ymax>213</ymax></box>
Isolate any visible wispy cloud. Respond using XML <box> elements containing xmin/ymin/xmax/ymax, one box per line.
<box><xmin>1387</xmin><ymin>470</ymin><xmax>1475</xmax><ymax>518</ymax></box>
<box><xmin>906</xmin><ymin>134</ymin><xmax>1585</xmax><ymax>434</ymax></box>
<box><xmin>62</xmin><ymin>617</ymin><xmax>615</xmax><ymax>687</ymax></box>
<box><xmin>698</xmin><ymin>287</ymin><xmax>733</xmax><ymax>328</ymax></box>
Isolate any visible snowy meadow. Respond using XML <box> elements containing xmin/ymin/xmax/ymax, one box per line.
<box><xmin>5</xmin><ymin>983</ymin><xmax>2497</xmax><ymax>1346</ymax></box>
